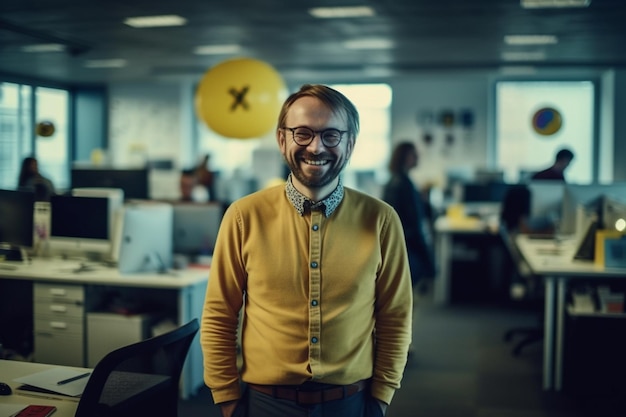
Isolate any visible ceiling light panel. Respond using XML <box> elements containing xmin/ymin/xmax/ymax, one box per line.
<box><xmin>501</xmin><ymin>51</ymin><xmax>547</xmax><ymax>61</ymax></box>
<box><xmin>521</xmin><ymin>0</ymin><xmax>591</xmax><ymax>8</ymax></box>
<box><xmin>308</xmin><ymin>6</ymin><xmax>375</xmax><ymax>18</ymax></box>
<box><xmin>21</xmin><ymin>44</ymin><xmax>66</xmax><ymax>53</ymax></box>
<box><xmin>84</xmin><ymin>59</ymin><xmax>127</xmax><ymax>68</ymax></box>
<box><xmin>124</xmin><ymin>15</ymin><xmax>187</xmax><ymax>28</ymax></box>
<box><xmin>193</xmin><ymin>44</ymin><xmax>241</xmax><ymax>55</ymax></box>
<box><xmin>504</xmin><ymin>35</ymin><xmax>558</xmax><ymax>45</ymax></box>
<box><xmin>343</xmin><ymin>39</ymin><xmax>394</xmax><ymax>50</ymax></box>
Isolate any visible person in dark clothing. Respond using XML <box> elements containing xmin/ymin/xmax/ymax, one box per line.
<box><xmin>17</xmin><ymin>156</ymin><xmax>55</xmax><ymax>201</ymax></box>
<box><xmin>531</xmin><ymin>148</ymin><xmax>574</xmax><ymax>182</ymax></box>
<box><xmin>383</xmin><ymin>141</ymin><xmax>435</xmax><ymax>287</ymax></box>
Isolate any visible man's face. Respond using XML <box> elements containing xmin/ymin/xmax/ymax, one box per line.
<box><xmin>277</xmin><ymin>96</ymin><xmax>354</xmax><ymax>197</ymax></box>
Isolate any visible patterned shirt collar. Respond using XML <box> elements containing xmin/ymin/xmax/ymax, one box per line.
<box><xmin>284</xmin><ymin>174</ymin><xmax>344</xmax><ymax>217</ymax></box>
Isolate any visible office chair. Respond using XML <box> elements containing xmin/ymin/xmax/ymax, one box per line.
<box><xmin>75</xmin><ymin>318</ymin><xmax>199</xmax><ymax>417</ymax></box>
<box><xmin>499</xmin><ymin>225</ymin><xmax>545</xmax><ymax>355</ymax></box>
<box><xmin>499</xmin><ymin>185</ymin><xmax>544</xmax><ymax>356</ymax></box>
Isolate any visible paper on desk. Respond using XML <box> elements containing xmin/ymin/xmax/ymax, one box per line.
<box><xmin>0</xmin><ymin>404</ymin><xmax>25</xmax><ymax>417</ymax></box>
<box><xmin>13</xmin><ymin>368</ymin><xmax>91</xmax><ymax>397</ymax></box>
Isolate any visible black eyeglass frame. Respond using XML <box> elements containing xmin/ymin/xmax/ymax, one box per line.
<box><xmin>281</xmin><ymin>126</ymin><xmax>349</xmax><ymax>148</ymax></box>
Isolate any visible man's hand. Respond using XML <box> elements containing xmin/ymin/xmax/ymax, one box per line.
<box><xmin>220</xmin><ymin>400</ymin><xmax>238</xmax><ymax>417</ymax></box>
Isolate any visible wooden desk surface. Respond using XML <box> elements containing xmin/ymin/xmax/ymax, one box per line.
<box><xmin>0</xmin><ymin>258</ymin><xmax>209</xmax><ymax>288</ymax></box>
<box><xmin>515</xmin><ymin>234</ymin><xmax>626</xmax><ymax>277</ymax></box>
<box><xmin>0</xmin><ymin>359</ymin><xmax>89</xmax><ymax>417</ymax></box>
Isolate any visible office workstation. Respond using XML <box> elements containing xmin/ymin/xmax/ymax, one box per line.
<box><xmin>1</xmin><ymin>318</ymin><xmax>198</xmax><ymax>417</ymax></box>
<box><xmin>508</xmin><ymin>182</ymin><xmax>626</xmax><ymax>393</ymax></box>
<box><xmin>0</xmin><ymin>360</ymin><xmax>86</xmax><ymax>417</ymax></box>
<box><xmin>431</xmin><ymin>177</ymin><xmax>626</xmax><ymax>393</ymax></box>
<box><xmin>433</xmin><ymin>178</ymin><xmax>506</xmax><ymax>305</ymax></box>
<box><xmin>0</xmin><ymin>185</ymin><xmax>223</xmax><ymax>399</ymax></box>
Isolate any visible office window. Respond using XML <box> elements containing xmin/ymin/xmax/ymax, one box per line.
<box><xmin>0</xmin><ymin>83</ymin><xmax>33</xmax><ymax>189</ymax></box>
<box><xmin>35</xmin><ymin>87</ymin><xmax>70</xmax><ymax>190</ymax></box>
<box><xmin>0</xmin><ymin>83</ymin><xmax>70</xmax><ymax>191</ymax></box>
<box><xmin>495</xmin><ymin>81</ymin><xmax>594</xmax><ymax>184</ymax></box>
<box><xmin>332</xmin><ymin>84</ymin><xmax>392</xmax><ymax>196</ymax></box>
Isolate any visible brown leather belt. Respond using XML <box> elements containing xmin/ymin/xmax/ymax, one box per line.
<box><xmin>248</xmin><ymin>380</ymin><xmax>368</xmax><ymax>405</ymax></box>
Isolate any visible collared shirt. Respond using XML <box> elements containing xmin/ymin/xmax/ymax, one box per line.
<box><xmin>284</xmin><ymin>173</ymin><xmax>344</xmax><ymax>217</ymax></box>
<box><xmin>201</xmin><ymin>183</ymin><xmax>413</xmax><ymax>406</ymax></box>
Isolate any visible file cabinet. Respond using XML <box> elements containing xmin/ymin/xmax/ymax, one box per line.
<box><xmin>33</xmin><ymin>282</ymin><xmax>85</xmax><ymax>366</ymax></box>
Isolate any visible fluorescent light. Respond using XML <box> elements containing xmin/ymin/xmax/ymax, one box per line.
<box><xmin>124</xmin><ymin>15</ymin><xmax>187</xmax><ymax>28</ymax></box>
<box><xmin>498</xmin><ymin>66</ymin><xmax>538</xmax><ymax>75</ymax></box>
<box><xmin>521</xmin><ymin>0</ymin><xmax>590</xmax><ymax>8</ymax></box>
<box><xmin>501</xmin><ymin>51</ymin><xmax>547</xmax><ymax>61</ymax></box>
<box><xmin>309</xmin><ymin>6</ymin><xmax>375</xmax><ymax>18</ymax></box>
<box><xmin>504</xmin><ymin>35</ymin><xmax>558</xmax><ymax>45</ymax></box>
<box><xmin>21</xmin><ymin>44</ymin><xmax>66</xmax><ymax>53</ymax></box>
<box><xmin>193</xmin><ymin>44</ymin><xmax>242</xmax><ymax>55</ymax></box>
<box><xmin>343</xmin><ymin>39</ymin><xmax>393</xmax><ymax>50</ymax></box>
<box><xmin>84</xmin><ymin>59</ymin><xmax>127</xmax><ymax>68</ymax></box>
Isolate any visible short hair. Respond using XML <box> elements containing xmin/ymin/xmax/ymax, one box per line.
<box><xmin>388</xmin><ymin>141</ymin><xmax>417</xmax><ymax>174</ymax></box>
<box><xmin>555</xmin><ymin>148</ymin><xmax>574</xmax><ymax>163</ymax></box>
<box><xmin>277</xmin><ymin>84</ymin><xmax>360</xmax><ymax>140</ymax></box>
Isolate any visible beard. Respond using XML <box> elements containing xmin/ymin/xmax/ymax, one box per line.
<box><xmin>285</xmin><ymin>149</ymin><xmax>348</xmax><ymax>189</ymax></box>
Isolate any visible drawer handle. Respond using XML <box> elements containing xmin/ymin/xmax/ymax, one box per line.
<box><xmin>50</xmin><ymin>321</ymin><xmax>68</xmax><ymax>329</ymax></box>
<box><xmin>50</xmin><ymin>289</ymin><xmax>68</xmax><ymax>296</ymax></box>
<box><xmin>50</xmin><ymin>305</ymin><xmax>68</xmax><ymax>313</ymax></box>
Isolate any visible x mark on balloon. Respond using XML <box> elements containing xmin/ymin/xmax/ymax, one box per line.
<box><xmin>229</xmin><ymin>86</ymin><xmax>249</xmax><ymax>111</ymax></box>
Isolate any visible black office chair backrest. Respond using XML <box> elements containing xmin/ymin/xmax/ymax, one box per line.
<box><xmin>75</xmin><ymin>318</ymin><xmax>199</xmax><ymax>417</ymax></box>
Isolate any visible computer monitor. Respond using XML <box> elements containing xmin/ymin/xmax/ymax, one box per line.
<box><xmin>48</xmin><ymin>194</ymin><xmax>111</xmax><ymax>260</ymax></box>
<box><xmin>0</xmin><ymin>189</ymin><xmax>35</xmax><ymax>260</ymax></box>
<box><xmin>602</xmin><ymin>196</ymin><xmax>626</xmax><ymax>232</ymax></box>
<box><xmin>114</xmin><ymin>203</ymin><xmax>173</xmax><ymax>274</ymax></box>
<box><xmin>561</xmin><ymin>183</ymin><xmax>626</xmax><ymax>235</ymax></box>
<box><xmin>462</xmin><ymin>182</ymin><xmax>510</xmax><ymax>203</ymax></box>
<box><xmin>172</xmin><ymin>203</ymin><xmax>223</xmax><ymax>257</ymax></box>
<box><xmin>71</xmin><ymin>167</ymin><xmax>149</xmax><ymax>200</ymax></box>
<box><xmin>528</xmin><ymin>181</ymin><xmax>565</xmax><ymax>219</ymax></box>
<box><xmin>474</xmin><ymin>169</ymin><xmax>504</xmax><ymax>184</ymax></box>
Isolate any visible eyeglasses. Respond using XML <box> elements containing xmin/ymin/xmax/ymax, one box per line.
<box><xmin>282</xmin><ymin>126</ymin><xmax>348</xmax><ymax>148</ymax></box>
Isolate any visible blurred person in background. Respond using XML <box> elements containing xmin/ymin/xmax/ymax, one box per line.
<box><xmin>383</xmin><ymin>141</ymin><xmax>435</xmax><ymax>293</ymax></box>
<box><xmin>17</xmin><ymin>156</ymin><xmax>55</xmax><ymax>201</ymax></box>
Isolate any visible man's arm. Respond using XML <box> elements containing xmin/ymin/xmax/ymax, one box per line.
<box><xmin>370</xmin><ymin>208</ymin><xmax>414</xmax><ymax>404</ymax></box>
<box><xmin>200</xmin><ymin>204</ymin><xmax>247</xmax><ymax>404</ymax></box>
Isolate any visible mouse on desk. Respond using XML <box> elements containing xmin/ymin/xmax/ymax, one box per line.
<box><xmin>0</xmin><ymin>381</ymin><xmax>12</xmax><ymax>395</ymax></box>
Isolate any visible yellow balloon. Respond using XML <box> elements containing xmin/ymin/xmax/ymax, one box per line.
<box><xmin>195</xmin><ymin>58</ymin><xmax>287</xmax><ymax>139</ymax></box>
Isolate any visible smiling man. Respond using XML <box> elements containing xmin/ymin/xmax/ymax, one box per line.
<box><xmin>201</xmin><ymin>84</ymin><xmax>413</xmax><ymax>417</ymax></box>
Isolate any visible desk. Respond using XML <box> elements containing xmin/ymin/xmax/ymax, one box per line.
<box><xmin>515</xmin><ymin>235</ymin><xmax>626</xmax><ymax>391</ymax></box>
<box><xmin>433</xmin><ymin>216</ymin><xmax>498</xmax><ymax>305</ymax></box>
<box><xmin>0</xmin><ymin>258</ymin><xmax>208</xmax><ymax>399</ymax></box>
<box><xmin>0</xmin><ymin>359</ymin><xmax>86</xmax><ymax>417</ymax></box>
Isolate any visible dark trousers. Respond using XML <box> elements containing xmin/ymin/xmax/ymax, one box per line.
<box><xmin>233</xmin><ymin>385</ymin><xmax>385</xmax><ymax>417</ymax></box>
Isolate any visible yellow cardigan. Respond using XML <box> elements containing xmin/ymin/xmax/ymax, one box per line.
<box><xmin>201</xmin><ymin>184</ymin><xmax>413</xmax><ymax>405</ymax></box>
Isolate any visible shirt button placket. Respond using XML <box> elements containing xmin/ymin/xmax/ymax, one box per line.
<box><xmin>309</xmin><ymin>213</ymin><xmax>322</xmax><ymax>368</ymax></box>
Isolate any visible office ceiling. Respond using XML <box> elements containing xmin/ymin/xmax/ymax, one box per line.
<box><xmin>1</xmin><ymin>0</ymin><xmax>626</xmax><ymax>86</ymax></box>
